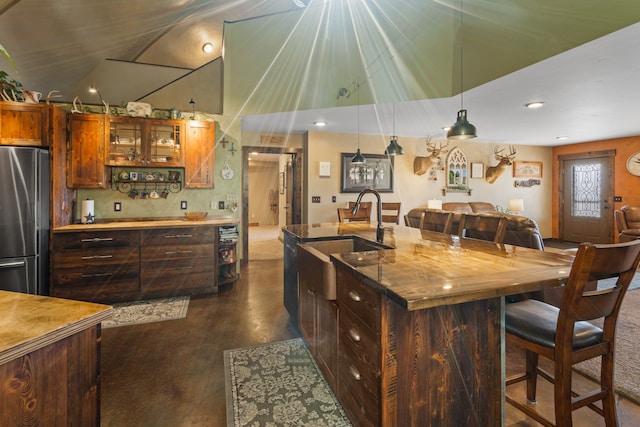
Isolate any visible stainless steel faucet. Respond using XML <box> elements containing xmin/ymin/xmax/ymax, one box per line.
<box><xmin>351</xmin><ymin>189</ymin><xmax>384</xmax><ymax>243</ymax></box>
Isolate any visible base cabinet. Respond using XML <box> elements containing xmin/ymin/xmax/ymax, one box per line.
<box><xmin>51</xmin><ymin>224</ymin><xmax>232</xmax><ymax>303</ymax></box>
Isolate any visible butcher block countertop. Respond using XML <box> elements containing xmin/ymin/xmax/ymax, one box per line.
<box><xmin>284</xmin><ymin>223</ymin><xmax>574</xmax><ymax>311</ymax></box>
<box><xmin>53</xmin><ymin>216</ymin><xmax>239</xmax><ymax>232</ymax></box>
<box><xmin>0</xmin><ymin>291</ymin><xmax>112</xmax><ymax>365</ymax></box>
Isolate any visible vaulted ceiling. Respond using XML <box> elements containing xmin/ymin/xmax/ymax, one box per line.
<box><xmin>1</xmin><ymin>0</ymin><xmax>640</xmax><ymax>146</ymax></box>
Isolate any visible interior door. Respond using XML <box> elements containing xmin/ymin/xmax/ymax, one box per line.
<box><xmin>561</xmin><ymin>155</ymin><xmax>614</xmax><ymax>243</ymax></box>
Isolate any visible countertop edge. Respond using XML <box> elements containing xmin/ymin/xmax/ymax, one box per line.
<box><xmin>53</xmin><ymin>217</ymin><xmax>239</xmax><ymax>232</ymax></box>
<box><xmin>0</xmin><ymin>306</ymin><xmax>113</xmax><ymax>365</ymax></box>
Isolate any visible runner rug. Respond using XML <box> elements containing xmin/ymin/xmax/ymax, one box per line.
<box><xmin>101</xmin><ymin>296</ymin><xmax>189</xmax><ymax>328</ymax></box>
<box><xmin>224</xmin><ymin>338</ymin><xmax>351</xmax><ymax>427</ymax></box>
<box><xmin>574</xmin><ymin>286</ymin><xmax>640</xmax><ymax>404</ymax></box>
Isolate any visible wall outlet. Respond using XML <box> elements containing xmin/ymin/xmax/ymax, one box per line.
<box><xmin>114</xmin><ymin>202</ymin><xmax>121</xmax><ymax>212</ymax></box>
<box><xmin>181</xmin><ymin>201</ymin><xmax>187</xmax><ymax>210</ymax></box>
<box><xmin>218</xmin><ymin>201</ymin><xmax>226</xmax><ymax>209</ymax></box>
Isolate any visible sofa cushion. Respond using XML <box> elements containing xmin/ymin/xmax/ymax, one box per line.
<box><xmin>468</xmin><ymin>202</ymin><xmax>497</xmax><ymax>213</ymax></box>
<box><xmin>442</xmin><ymin>202</ymin><xmax>474</xmax><ymax>213</ymax></box>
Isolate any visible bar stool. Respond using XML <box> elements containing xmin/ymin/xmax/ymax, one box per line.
<box><xmin>381</xmin><ymin>202</ymin><xmax>401</xmax><ymax>224</ymax></box>
<box><xmin>505</xmin><ymin>240</ymin><xmax>640</xmax><ymax>427</ymax></box>
<box><xmin>458</xmin><ymin>213</ymin><xmax>507</xmax><ymax>243</ymax></box>
<box><xmin>419</xmin><ymin>209</ymin><xmax>453</xmax><ymax>234</ymax></box>
<box><xmin>337</xmin><ymin>207</ymin><xmax>370</xmax><ymax>223</ymax></box>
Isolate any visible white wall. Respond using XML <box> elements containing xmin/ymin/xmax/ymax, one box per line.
<box><xmin>304</xmin><ymin>131</ymin><xmax>553</xmax><ymax>237</ymax></box>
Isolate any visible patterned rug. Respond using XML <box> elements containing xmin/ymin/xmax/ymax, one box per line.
<box><xmin>574</xmin><ymin>286</ymin><xmax>640</xmax><ymax>404</ymax></box>
<box><xmin>224</xmin><ymin>338</ymin><xmax>352</xmax><ymax>426</ymax></box>
<box><xmin>101</xmin><ymin>296</ymin><xmax>189</xmax><ymax>328</ymax></box>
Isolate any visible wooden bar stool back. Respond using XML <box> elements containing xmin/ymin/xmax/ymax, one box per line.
<box><xmin>381</xmin><ymin>202</ymin><xmax>401</xmax><ymax>224</ymax></box>
<box><xmin>419</xmin><ymin>209</ymin><xmax>453</xmax><ymax>234</ymax></box>
<box><xmin>458</xmin><ymin>213</ymin><xmax>507</xmax><ymax>243</ymax></box>
<box><xmin>337</xmin><ymin>207</ymin><xmax>371</xmax><ymax>223</ymax></box>
<box><xmin>505</xmin><ymin>240</ymin><xmax>640</xmax><ymax>427</ymax></box>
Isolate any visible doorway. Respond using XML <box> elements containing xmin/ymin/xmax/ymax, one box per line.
<box><xmin>559</xmin><ymin>150</ymin><xmax>615</xmax><ymax>243</ymax></box>
<box><xmin>242</xmin><ymin>146</ymin><xmax>302</xmax><ymax>262</ymax></box>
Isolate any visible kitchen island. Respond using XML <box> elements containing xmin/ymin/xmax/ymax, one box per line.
<box><xmin>284</xmin><ymin>223</ymin><xmax>574</xmax><ymax>426</ymax></box>
<box><xmin>0</xmin><ymin>290</ymin><xmax>112</xmax><ymax>426</ymax></box>
<box><xmin>51</xmin><ymin>217</ymin><xmax>239</xmax><ymax>303</ymax></box>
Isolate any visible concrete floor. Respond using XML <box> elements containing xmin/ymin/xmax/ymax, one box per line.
<box><xmin>100</xmin><ymin>256</ymin><xmax>640</xmax><ymax>426</ymax></box>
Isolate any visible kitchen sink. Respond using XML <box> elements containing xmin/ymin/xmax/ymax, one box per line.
<box><xmin>297</xmin><ymin>237</ymin><xmax>390</xmax><ymax>300</ymax></box>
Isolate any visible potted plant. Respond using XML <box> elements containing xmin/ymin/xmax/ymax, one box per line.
<box><xmin>0</xmin><ymin>43</ymin><xmax>25</xmax><ymax>102</ymax></box>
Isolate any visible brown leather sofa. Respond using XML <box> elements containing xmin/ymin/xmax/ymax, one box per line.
<box><xmin>615</xmin><ymin>205</ymin><xmax>640</xmax><ymax>242</ymax></box>
<box><xmin>405</xmin><ymin>201</ymin><xmax>545</xmax><ymax>250</ymax></box>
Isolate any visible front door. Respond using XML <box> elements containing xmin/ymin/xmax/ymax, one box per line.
<box><xmin>561</xmin><ymin>153</ymin><xmax>614</xmax><ymax>243</ymax></box>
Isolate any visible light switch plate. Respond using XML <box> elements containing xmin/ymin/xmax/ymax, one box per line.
<box><xmin>312</xmin><ymin>196</ymin><xmax>321</xmax><ymax>203</ymax></box>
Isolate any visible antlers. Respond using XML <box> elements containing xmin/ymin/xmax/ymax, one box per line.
<box><xmin>413</xmin><ymin>138</ymin><xmax>450</xmax><ymax>176</ymax></box>
<box><xmin>494</xmin><ymin>145</ymin><xmax>517</xmax><ymax>161</ymax></box>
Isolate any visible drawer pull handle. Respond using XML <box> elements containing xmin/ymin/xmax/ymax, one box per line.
<box><xmin>81</xmin><ymin>255</ymin><xmax>113</xmax><ymax>260</ymax></box>
<box><xmin>348</xmin><ymin>291</ymin><xmax>361</xmax><ymax>302</ymax></box>
<box><xmin>0</xmin><ymin>261</ymin><xmax>26</xmax><ymax>269</ymax></box>
<box><xmin>164</xmin><ymin>234</ymin><xmax>193</xmax><ymax>239</ymax></box>
<box><xmin>348</xmin><ymin>328</ymin><xmax>361</xmax><ymax>342</ymax></box>
<box><xmin>164</xmin><ymin>250</ymin><xmax>193</xmax><ymax>255</ymax></box>
<box><xmin>81</xmin><ymin>237</ymin><xmax>114</xmax><ymax>242</ymax></box>
<box><xmin>81</xmin><ymin>273</ymin><xmax>113</xmax><ymax>278</ymax></box>
<box><xmin>349</xmin><ymin>366</ymin><xmax>361</xmax><ymax>381</ymax></box>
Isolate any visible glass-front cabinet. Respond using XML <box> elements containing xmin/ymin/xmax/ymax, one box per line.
<box><xmin>106</xmin><ymin>117</ymin><xmax>183</xmax><ymax>167</ymax></box>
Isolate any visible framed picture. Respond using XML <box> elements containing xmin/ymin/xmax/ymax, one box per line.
<box><xmin>471</xmin><ymin>162</ymin><xmax>484</xmax><ymax>179</ymax></box>
<box><xmin>513</xmin><ymin>161</ymin><xmax>543</xmax><ymax>178</ymax></box>
<box><xmin>340</xmin><ymin>153</ymin><xmax>394</xmax><ymax>193</ymax></box>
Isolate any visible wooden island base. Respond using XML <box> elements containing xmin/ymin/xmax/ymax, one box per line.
<box><xmin>0</xmin><ymin>291</ymin><xmax>112</xmax><ymax>426</ymax></box>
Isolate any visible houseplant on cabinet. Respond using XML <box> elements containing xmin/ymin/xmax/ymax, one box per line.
<box><xmin>0</xmin><ymin>44</ymin><xmax>25</xmax><ymax>102</ymax></box>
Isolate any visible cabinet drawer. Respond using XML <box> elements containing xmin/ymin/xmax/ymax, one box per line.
<box><xmin>141</xmin><ymin>227</ymin><xmax>216</xmax><ymax>246</ymax></box>
<box><xmin>337</xmin><ymin>269</ymin><xmax>381</xmax><ymax>332</ymax></box>
<box><xmin>141</xmin><ymin>243</ymin><xmax>214</xmax><ymax>261</ymax></box>
<box><xmin>52</xmin><ymin>247</ymin><xmax>139</xmax><ymax>269</ymax></box>
<box><xmin>53</xmin><ymin>230</ymin><xmax>139</xmax><ymax>250</ymax></box>
<box><xmin>339</xmin><ymin>306</ymin><xmax>380</xmax><ymax>375</ymax></box>
<box><xmin>338</xmin><ymin>352</ymin><xmax>380</xmax><ymax>426</ymax></box>
<box><xmin>140</xmin><ymin>270</ymin><xmax>215</xmax><ymax>295</ymax></box>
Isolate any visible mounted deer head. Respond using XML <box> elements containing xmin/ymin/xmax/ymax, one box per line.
<box><xmin>413</xmin><ymin>138</ymin><xmax>450</xmax><ymax>176</ymax></box>
<box><xmin>485</xmin><ymin>145</ymin><xmax>516</xmax><ymax>184</ymax></box>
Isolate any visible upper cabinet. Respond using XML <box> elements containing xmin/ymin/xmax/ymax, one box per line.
<box><xmin>67</xmin><ymin>113</ymin><xmax>108</xmax><ymax>189</ymax></box>
<box><xmin>184</xmin><ymin>120</ymin><xmax>216</xmax><ymax>189</ymax></box>
<box><xmin>106</xmin><ymin>117</ymin><xmax>184</xmax><ymax>167</ymax></box>
<box><xmin>0</xmin><ymin>101</ymin><xmax>50</xmax><ymax>147</ymax></box>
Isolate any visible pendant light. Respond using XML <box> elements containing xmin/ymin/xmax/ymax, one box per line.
<box><xmin>385</xmin><ymin>104</ymin><xmax>404</xmax><ymax>156</ymax></box>
<box><xmin>447</xmin><ymin>0</ymin><xmax>477</xmax><ymax>140</ymax></box>
<box><xmin>352</xmin><ymin>83</ymin><xmax>366</xmax><ymax>164</ymax></box>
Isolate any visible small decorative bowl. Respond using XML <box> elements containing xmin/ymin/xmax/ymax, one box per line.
<box><xmin>185</xmin><ymin>212</ymin><xmax>208</xmax><ymax>221</ymax></box>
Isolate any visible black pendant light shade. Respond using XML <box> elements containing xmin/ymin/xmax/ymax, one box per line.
<box><xmin>351</xmin><ymin>148</ymin><xmax>366</xmax><ymax>164</ymax></box>
<box><xmin>385</xmin><ymin>136</ymin><xmax>404</xmax><ymax>155</ymax></box>
<box><xmin>447</xmin><ymin>109</ymin><xmax>477</xmax><ymax>140</ymax></box>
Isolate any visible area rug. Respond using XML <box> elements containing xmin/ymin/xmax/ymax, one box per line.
<box><xmin>101</xmin><ymin>296</ymin><xmax>189</xmax><ymax>328</ymax></box>
<box><xmin>573</xmin><ymin>286</ymin><xmax>640</xmax><ymax>404</ymax></box>
<box><xmin>224</xmin><ymin>338</ymin><xmax>351</xmax><ymax>427</ymax></box>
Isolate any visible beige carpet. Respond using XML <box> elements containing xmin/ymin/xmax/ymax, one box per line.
<box><xmin>249</xmin><ymin>225</ymin><xmax>283</xmax><ymax>261</ymax></box>
<box><xmin>573</xmin><ymin>287</ymin><xmax>640</xmax><ymax>404</ymax></box>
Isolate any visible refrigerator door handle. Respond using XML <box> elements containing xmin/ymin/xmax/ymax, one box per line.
<box><xmin>0</xmin><ymin>260</ymin><xmax>27</xmax><ymax>269</ymax></box>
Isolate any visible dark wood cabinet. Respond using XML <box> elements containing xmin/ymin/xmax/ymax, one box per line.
<box><xmin>0</xmin><ymin>101</ymin><xmax>50</xmax><ymax>147</ymax></box>
<box><xmin>106</xmin><ymin>116</ymin><xmax>184</xmax><ymax>167</ymax></box>
<box><xmin>51</xmin><ymin>224</ymin><xmax>229</xmax><ymax>303</ymax></box>
<box><xmin>184</xmin><ymin>120</ymin><xmax>215</xmax><ymax>188</ymax></box>
<box><xmin>51</xmin><ymin>230</ymin><xmax>140</xmax><ymax>302</ymax></box>
<box><xmin>140</xmin><ymin>226</ymin><xmax>217</xmax><ymax>297</ymax></box>
<box><xmin>67</xmin><ymin>113</ymin><xmax>108</xmax><ymax>188</ymax></box>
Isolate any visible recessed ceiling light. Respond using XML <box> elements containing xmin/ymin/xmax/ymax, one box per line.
<box><xmin>556</xmin><ymin>136</ymin><xmax>569</xmax><ymax>141</ymax></box>
<box><xmin>525</xmin><ymin>101</ymin><xmax>545</xmax><ymax>109</ymax></box>
<box><xmin>314</xmin><ymin>121</ymin><xmax>327</xmax><ymax>127</ymax></box>
<box><xmin>202</xmin><ymin>43</ymin><xmax>214</xmax><ymax>54</ymax></box>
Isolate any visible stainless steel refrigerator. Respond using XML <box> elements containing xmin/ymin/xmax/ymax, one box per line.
<box><xmin>0</xmin><ymin>146</ymin><xmax>50</xmax><ymax>295</ymax></box>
